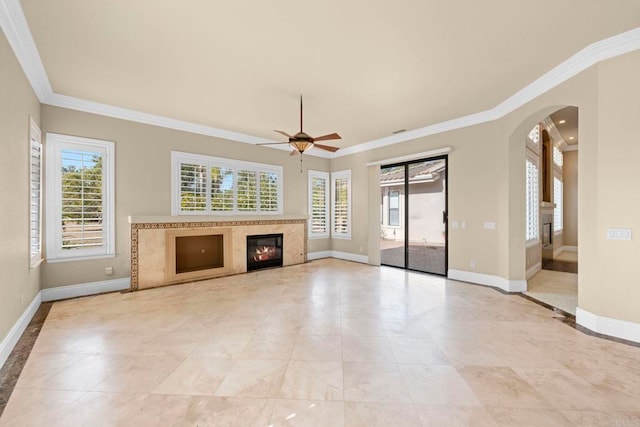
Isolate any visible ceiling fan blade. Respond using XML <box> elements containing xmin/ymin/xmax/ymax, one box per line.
<box><xmin>313</xmin><ymin>143</ymin><xmax>340</xmax><ymax>153</ymax></box>
<box><xmin>313</xmin><ymin>133</ymin><xmax>341</xmax><ymax>142</ymax></box>
<box><xmin>274</xmin><ymin>130</ymin><xmax>293</xmax><ymax>138</ymax></box>
<box><xmin>256</xmin><ymin>141</ymin><xmax>290</xmax><ymax>146</ymax></box>
<box><xmin>289</xmin><ymin>149</ymin><xmax>299</xmax><ymax>156</ymax></box>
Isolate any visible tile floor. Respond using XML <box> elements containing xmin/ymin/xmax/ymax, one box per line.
<box><xmin>555</xmin><ymin>251</ymin><xmax>578</xmax><ymax>263</ymax></box>
<box><xmin>1</xmin><ymin>258</ymin><xmax>639</xmax><ymax>426</ymax></box>
<box><xmin>525</xmin><ymin>270</ymin><xmax>578</xmax><ymax>315</ymax></box>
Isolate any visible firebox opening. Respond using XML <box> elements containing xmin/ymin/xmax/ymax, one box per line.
<box><xmin>247</xmin><ymin>234</ymin><xmax>283</xmax><ymax>271</ymax></box>
<box><xmin>175</xmin><ymin>235</ymin><xmax>224</xmax><ymax>274</ymax></box>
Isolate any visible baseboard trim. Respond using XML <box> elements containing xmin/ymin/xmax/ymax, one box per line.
<box><xmin>561</xmin><ymin>245</ymin><xmax>578</xmax><ymax>252</ymax></box>
<box><xmin>448</xmin><ymin>269</ymin><xmax>527</xmax><ymax>293</ymax></box>
<box><xmin>576</xmin><ymin>307</ymin><xmax>640</xmax><ymax>344</ymax></box>
<box><xmin>526</xmin><ymin>262</ymin><xmax>542</xmax><ymax>280</ymax></box>
<box><xmin>41</xmin><ymin>277</ymin><xmax>131</xmax><ymax>302</ymax></box>
<box><xmin>553</xmin><ymin>247</ymin><xmax>563</xmax><ymax>259</ymax></box>
<box><xmin>307</xmin><ymin>251</ymin><xmax>332</xmax><ymax>261</ymax></box>
<box><xmin>307</xmin><ymin>251</ymin><xmax>369</xmax><ymax>264</ymax></box>
<box><xmin>0</xmin><ymin>291</ymin><xmax>42</xmax><ymax>369</ymax></box>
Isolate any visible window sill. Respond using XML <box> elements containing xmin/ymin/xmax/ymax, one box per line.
<box><xmin>331</xmin><ymin>235</ymin><xmax>352</xmax><ymax>240</ymax></box>
<box><xmin>30</xmin><ymin>257</ymin><xmax>44</xmax><ymax>270</ymax></box>
<box><xmin>554</xmin><ymin>230</ymin><xmax>563</xmax><ymax>236</ymax></box>
<box><xmin>46</xmin><ymin>253</ymin><xmax>116</xmax><ymax>263</ymax></box>
<box><xmin>309</xmin><ymin>235</ymin><xmax>330</xmax><ymax>240</ymax></box>
<box><xmin>525</xmin><ymin>240</ymin><xmax>541</xmax><ymax>249</ymax></box>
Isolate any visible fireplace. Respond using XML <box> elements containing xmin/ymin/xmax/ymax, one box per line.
<box><xmin>247</xmin><ymin>233</ymin><xmax>283</xmax><ymax>271</ymax></box>
<box><xmin>542</xmin><ymin>222</ymin><xmax>552</xmax><ymax>248</ymax></box>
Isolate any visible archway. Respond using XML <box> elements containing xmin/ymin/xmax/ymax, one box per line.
<box><xmin>507</xmin><ymin>105</ymin><xmax>579</xmax><ymax>314</ymax></box>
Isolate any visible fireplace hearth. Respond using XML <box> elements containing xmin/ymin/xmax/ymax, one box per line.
<box><xmin>247</xmin><ymin>234</ymin><xmax>283</xmax><ymax>271</ymax></box>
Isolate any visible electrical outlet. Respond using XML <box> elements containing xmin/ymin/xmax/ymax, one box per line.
<box><xmin>105</xmin><ymin>266</ymin><xmax>113</xmax><ymax>275</ymax></box>
<box><xmin>451</xmin><ymin>221</ymin><xmax>459</xmax><ymax>229</ymax></box>
<box><xmin>461</xmin><ymin>222</ymin><xmax>466</xmax><ymax>229</ymax></box>
<box><xmin>470</xmin><ymin>260</ymin><xmax>477</xmax><ymax>268</ymax></box>
<box><xmin>359</xmin><ymin>246</ymin><xmax>363</xmax><ymax>253</ymax></box>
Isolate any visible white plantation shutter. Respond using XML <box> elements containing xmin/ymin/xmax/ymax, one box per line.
<box><xmin>260</xmin><ymin>171</ymin><xmax>279</xmax><ymax>212</ymax></box>
<box><xmin>60</xmin><ymin>149</ymin><xmax>104</xmax><ymax>250</ymax></box>
<box><xmin>237</xmin><ymin>170</ymin><xmax>258</xmax><ymax>211</ymax></box>
<box><xmin>308</xmin><ymin>171</ymin><xmax>329</xmax><ymax>238</ymax></box>
<box><xmin>331</xmin><ymin>170</ymin><xmax>351</xmax><ymax>239</ymax></box>
<box><xmin>180</xmin><ymin>163</ymin><xmax>208</xmax><ymax>212</ymax></box>
<box><xmin>528</xmin><ymin>124</ymin><xmax>540</xmax><ymax>145</ymax></box>
<box><xmin>46</xmin><ymin>134</ymin><xmax>115</xmax><ymax>261</ymax></box>
<box><xmin>29</xmin><ymin>119</ymin><xmax>42</xmax><ymax>266</ymax></box>
<box><xmin>211</xmin><ymin>167</ymin><xmax>234</xmax><ymax>212</ymax></box>
<box><xmin>526</xmin><ymin>153</ymin><xmax>539</xmax><ymax>242</ymax></box>
<box><xmin>171</xmin><ymin>152</ymin><xmax>282</xmax><ymax>215</ymax></box>
<box><xmin>553</xmin><ymin>146</ymin><xmax>563</xmax><ymax>168</ymax></box>
<box><xmin>554</xmin><ymin>175</ymin><xmax>563</xmax><ymax>232</ymax></box>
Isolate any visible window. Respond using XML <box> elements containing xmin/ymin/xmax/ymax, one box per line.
<box><xmin>46</xmin><ymin>133</ymin><xmax>115</xmax><ymax>262</ymax></box>
<box><xmin>172</xmin><ymin>151</ymin><xmax>283</xmax><ymax>215</ymax></box>
<box><xmin>29</xmin><ymin>118</ymin><xmax>42</xmax><ymax>267</ymax></box>
<box><xmin>528</xmin><ymin>124</ymin><xmax>540</xmax><ymax>145</ymax></box>
<box><xmin>331</xmin><ymin>170</ymin><xmax>351</xmax><ymax>239</ymax></box>
<box><xmin>525</xmin><ymin>152</ymin><xmax>539</xmax><ymax>243</ymax></box>
<box><xmin>554</xmin><ymin>174</ymin><xmax>563</xmax><ymax>233</ymax></box>
<box><xmin>380</xmin><ymin>189</ymin><xmax>384</xmax><ymax>225</ymax></box>
<box><xmin>308</xmin><ymin>171</ymin><xmax>330</xmax><ymax>238</ymax></box>
<box><xmin>553</xmin><ymin>145</ymin><xmax>563</xmax><ymax>168</ymax></box>
<box><xmin>388</xmin><ymin>190</ymin><xmax>400</xmax><ymax>226</ymax></box>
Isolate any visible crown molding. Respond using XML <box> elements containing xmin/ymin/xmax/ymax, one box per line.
<box><xmin>335</xmin><ymin>27</ymin><xmax>640</xmax><ymax>157</ymax></box>
<box><xmin>564</xmin><ymin>144</ymin><xmax>579</xmax><ymax>152</ymax></box>
<box><xmin>45</xmin><ymin>93</ymin><xmax>335</xmax><ymax>158</ymax></box>
<box><xmin>0</xmin><ymin>0</ymin><xmax>52</xmax><ymax>102</ymax></box>
<box><xmin>365</xmin><ymin>146</ymin><xmax>452</xmax><ymax>167</ymax></box>
<box><xmin>540</xmin><ymin>117</ymin><xmax>569</xmax><ymax>150</ymax></box>
<box><xmin>1</xmin><ymin>0</ymin><xmax>638</xmax><ymax>158</ymax></box>
<box><xmin>46</xmin><ymin>93</ymin><xmax>274</xmax><ymax>145</ymax></box>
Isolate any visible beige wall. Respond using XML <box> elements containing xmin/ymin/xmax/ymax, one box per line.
<box><xmin>591</xmin><ymin>50</ymin><xmax>640</xmax><ymax>323</ymax></box>
<box><xmin>563</xmin><ymin>150</ymin><xmax>578</xmax><ymax>247</ymax></box>
<box><xmin>0</xmin><ymin>32</ymin><xmax>41</xmax><ymax>341</ymax></box>
<box><xmin>40</xmin><ymin>106</ymin><xmax>330</xmax><ymax>288</ymax></box>
<box><xmin>526</xmin><ymin>243</ymin><xmax>541</xmax><ymax>274</ymax></box>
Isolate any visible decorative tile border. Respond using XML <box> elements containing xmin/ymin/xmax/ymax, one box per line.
<box><xmin>130</xmin><ymin>219</ymin><xmax>307</xmax><ymax>291</ymax></box>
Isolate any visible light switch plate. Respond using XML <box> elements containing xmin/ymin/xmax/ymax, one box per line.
<box><xmin>451</xmin><ymin>221</ymin><xmax>460</xmax><ymax>229</ymax></box>
<box><xmin>607</xmin><ymin>228</ymin><xmax>632</xmax><ymax>240</ymax></box>
<box><xmin>484</xmin><ymin>222</ymin><xmax>496</xmax><ymax>230</ymax></box>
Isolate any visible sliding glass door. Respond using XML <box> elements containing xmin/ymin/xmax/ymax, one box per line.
<box><xmin>380</xmin><ymin>156</ymin><xmax>448</xmax><ymax>275</ymax></box>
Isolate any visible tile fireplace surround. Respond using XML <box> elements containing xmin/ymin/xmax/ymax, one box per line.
<box><xmin>129</xmin><ymin>215</ymin><xmax>307</xmax><ymax>291</ymax></box>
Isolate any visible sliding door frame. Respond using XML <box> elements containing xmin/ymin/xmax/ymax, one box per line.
<box><xmin>380</xmin><ymin>155</ymin><xmax>448</xmax><ymax>276</ymax></box>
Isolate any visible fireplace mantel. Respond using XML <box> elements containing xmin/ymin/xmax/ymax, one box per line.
<box><xmin>129</xmin><ymin>215</ymin><xmax>307</xmax><ymax>291</ymax></box>
<box><xmin>128</xmin><ymin>214</ymin><xmax>308</xmax><ymax>224</ymax></box>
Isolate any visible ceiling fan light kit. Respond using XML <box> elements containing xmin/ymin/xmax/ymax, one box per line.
<box><xmin>257</xmin><ymin>95</ymin><xmax>341</xmax><ymax>170</ymax></box>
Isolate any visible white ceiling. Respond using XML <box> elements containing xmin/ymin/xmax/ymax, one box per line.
<box><xmin>550</xmin><ymin>107</ymin><xmax>579</xmax><ymax>145</ymax></box>
<box><xmin>18</xmin><ymin>1</ymin><xmax>640</xmax><ymax>150</ymax></box>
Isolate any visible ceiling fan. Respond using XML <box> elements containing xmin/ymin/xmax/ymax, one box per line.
<box><xmin>257</xmin><ymin>96</ymin><xmax>341</xmax><ymax>158</ymax></box>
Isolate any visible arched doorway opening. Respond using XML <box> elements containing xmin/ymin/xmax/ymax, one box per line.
<box><xmin>522</xmin><ymin>106</ymin><xmax>579</xmax><ymax>314</ymax></box>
